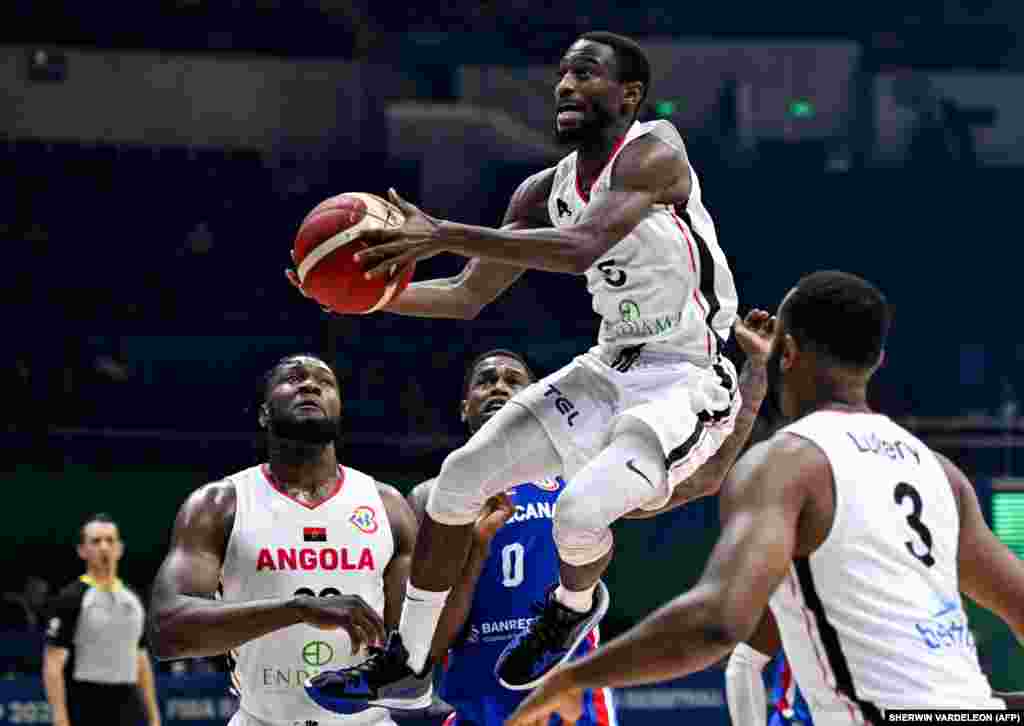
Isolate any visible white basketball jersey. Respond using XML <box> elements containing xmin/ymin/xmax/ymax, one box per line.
<box><xmin>220</xmin><ymin>464</ymin><xmax>396</xmax><ymax>726</ymax></box>
<box><xmin>547</xmin><ymin>120</ymin><xmax>737</xmax><ymax>366</ymax></box>
<box><xmin>770</xmin><ymin>412</ymin><xmax>1002</xmax><ymax>723</ymax></box>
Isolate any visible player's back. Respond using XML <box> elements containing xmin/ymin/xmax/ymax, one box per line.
<box><xmin>440</xmin><ymin>477</ymin><xmax>614</xmax><ymax>726</ymax></box>
<box><xmin>220</xmin><ymin>463</ymin><xmax>396</xmax><ymax>726</ymax></box>
<box><xmin>770</xmin><ymin>411</ymin><xmax>1002</xmax><ymax>722</ymax></box>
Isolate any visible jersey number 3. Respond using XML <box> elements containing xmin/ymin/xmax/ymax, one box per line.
<box><xmin>894</xmin><ymin>482</ymin><xmax>936</xmax><ymax>568</ymax></box>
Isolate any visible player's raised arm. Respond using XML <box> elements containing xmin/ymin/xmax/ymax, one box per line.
<box><xmin>148</xmin><ymin>481</ymin><xmax>386</xmax><ymax>659</ymax></box>
<box><xmin>357</xmin><ymin>135</ymin><xmax>689</xmax><ymax>278</ymax></box>
<box><xmin>379</xmin><ymin>167</ymin><xmax>554</xmax><ymax>318</ymax></box>
<box><xmin>937</xmin><ymin>453</ymin><xmax>1024</xmax><ymax>645</ymax></box>
<box><xmin>379</xmin><ymin>257</ymin><xmax>524</xmax><ymax>319</ymax></box>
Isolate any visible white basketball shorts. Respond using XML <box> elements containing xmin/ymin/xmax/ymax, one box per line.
<box><xmin>510</xmin><ymin>349</ymin><xmax>740</xmax><ymax>507</ymax></box>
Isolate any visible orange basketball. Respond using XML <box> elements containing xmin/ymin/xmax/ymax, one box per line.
<box><xmin>292</xmin><ymin>192</ymin><xmax>414</xmax><ymax>314</ymax></box>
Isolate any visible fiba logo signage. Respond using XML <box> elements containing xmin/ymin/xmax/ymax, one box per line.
<box><xmin>350</xmin><ymin>506</ymin><xmax>378</xmax><ymax>534</ymax></box>
<box><xmin>302</xmin><ymin>641</ymin><xmax>334</xmax><ymax>667</ymax></box>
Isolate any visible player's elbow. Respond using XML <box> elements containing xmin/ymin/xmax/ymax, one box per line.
<box><xmin>697</xmin><ymin>595</ymin><xmax>757</xmax><ymax>648</ymax></box>
<box><xmin>569</xmin><ymin>226</ymin><xmax>609</xmax><ymax>274</ymax></box>
<box><xmin>571</xmin><ymin>245</ymin><xmax>602</xmax><ymax>274</ymax></box>
<box><xmin>459</xmin><ymin>299</ymin><xmax>486</xmax><ymax>320</ymax></box>
<box><xmin>147</xmin><ymin>609</ymin><xmax>188</xmax><ymax>660</ymax></box>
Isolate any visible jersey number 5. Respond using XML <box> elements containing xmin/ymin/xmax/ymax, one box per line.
<box><xmin>894</xmin><ymin>482</ymin><xmax>936</xmax><ymax>568</ymax></box>
<box><xmin>596</xmin><ymin>259</ymin><xmax>627</xmax><ymax>288</ymax></box>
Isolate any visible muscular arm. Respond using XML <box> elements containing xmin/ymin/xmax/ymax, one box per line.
<box><xmin>147</xmin><ymin>481</ymin><xmax>304</xmax><ymax>659</ymax></box>
<box><xmin>550</xmin><ymin>436</ymin><xmax>817</xmax><ymax>690</ymax></box>
<box><xmin>439</xmin><ymin>137</ymin><xmax>688</xmax><ymax>274</ymax></box>
<box><xmin>624</xmin><ymin>358</ymin><xmax>767</xmax><ymax>518</ymax></box>
<box><xmin>382</xmin><ymin>257</ymin><xmax>525</xmax><ymax>319</ymax></box>
<box><xmin>381</xmin><ymin>168</ymin><xmax>553</xmax><ymax>318</ymax></box>
<box><xmin>379</xmin><ymin>483</ymin><xmax>419</xmax><ymax>630</ymax></box>
<box><xmin>937</xmin><ymin>453</ymin><xmax>1024</xmax><ymax>645</ymax></box>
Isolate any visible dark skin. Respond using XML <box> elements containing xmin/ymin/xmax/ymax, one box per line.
<box><xmin>508</xmin><ymin>289</ymin><xmax>1024</xmax><ymax>726</ymax></box>
<box><xmin>147</xmin><ymin>358</ymin><xmax>417</xmax><ymax>659</ymax></box>
<box><xmin>350</xmin><ymin>38</ymin><xmax>692</xmax><ymax>280</ymax></box>
<box><xmin>329</xmin><ymin>40</ymin><xmax>696</xmax><ymax>599</ymax></box>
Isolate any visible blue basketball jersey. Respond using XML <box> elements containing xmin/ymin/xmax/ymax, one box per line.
<box><xmin>768</xmin><ymin>652</ymin><xmax>813</xmax><ymax>726</ymax></box>
<box><xmin>439</xmin><ymin>476</ymin><xmax>615</xmax><ymax>726</ymax></box>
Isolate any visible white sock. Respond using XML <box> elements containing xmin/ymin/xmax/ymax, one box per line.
<box><xmin>398</xmin><ymin>583</ymin><xmax>450</xmax><ymax>673</ymax></box>
<box><xmin>554</xmin><ymin>583</ymin><xmax>596</xmax><ymax>614</ymax></box>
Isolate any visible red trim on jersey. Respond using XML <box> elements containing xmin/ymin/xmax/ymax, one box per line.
<box><xmin>575</xmin><ymin>135</ymin><xmax>627</xmax><ymax>203</ymax></box>
<box><xmin>261</xmin><ymin>464</ymin><xmax>345</xmax><ymax>510</ymax></box>
<box><xmin>582</xmin><ymin>629</ymin><xmax>613</xmax><ymax>726</ymax></box>
<box><xmin>776</xmin><ymin>657</ymin><xmax>793</xmax><ymax>714</ymax></box>
<box><xmin>443</xmin><ymin>712</ymin><xmax>457</xmax><ymax>726</ymax></box>
<box><xmin>669</xmin><ymin>209</ymin><xmax>713</xmax><ymax>358</ymax></box>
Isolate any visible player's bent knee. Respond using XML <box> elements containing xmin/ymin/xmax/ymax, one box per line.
<box><xmin>426</xmin><ymin>448</ymin><xmax>486</xmax><ymax>526</ymax></box>
<box><xmin>552</xmin><ymin>492</ymin><xmax>613</xmax><ymax>566</ymax></box>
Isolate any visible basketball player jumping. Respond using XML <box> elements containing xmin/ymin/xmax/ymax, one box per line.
<box><xmin>290</xmin><ymin>31</ymin><xmax>743</xmax><ymax>707</ymax></box>
<box><xmin>506</xmin><ymin>271</ymin><xmax>1024</xmax><ymax>725</ymax></box>
<box><xmin>147</xmin><ymin>354</ymin><xmax>427</xmax><ymax>726</ymax></box>
<box><xmin>394</xmin><ymin>331</ymin><xmax>767</xmax><ymax>726</ymax></box>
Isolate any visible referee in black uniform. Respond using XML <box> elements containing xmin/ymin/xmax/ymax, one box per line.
<box><xmin>42</xmin><ymin>513</ymin><xmax>161</xmax><ymax>726</ymax></box>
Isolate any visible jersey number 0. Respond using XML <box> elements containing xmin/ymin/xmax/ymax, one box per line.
<box><xmin>501</xmin><ymin>543</ymin><xmax>525</xmax><ymax>587</ymax></box>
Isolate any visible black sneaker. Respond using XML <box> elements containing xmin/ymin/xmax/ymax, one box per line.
<box><xmin>303</xmin><ymin>632</ymin><xmax>433</xmax><ymax>714</ymax></box>
<box><xmin>495</xmin><ymin>581</ymin><xmax>609</xmax><ymax>690</ymax></box>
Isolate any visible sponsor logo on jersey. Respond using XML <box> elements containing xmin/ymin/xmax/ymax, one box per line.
<box><xmin>532</xmin><ymin>477</ymin><xmax>562</xmax><ymax>492</ymax></box>
<box><xmin>350</xmin><ymin>506</ymin><xmax>378</xmax><ymax>534</ymax></box>
<box><xmin>543</xmin><ymin>384</ymin><xmax>579</xmax><ymax>427</ymax></box>
<box><xmin>303</xmin><ymin>527</ymin><xmax>327</xmax><ymax>542</ymax></box>
<box><xmin>256</xmin><ymin>546</ymin><xmax>375</xmax><ymax>571</ymax></box>
<box><xmin>473</xmin><ymin>617</ymin><xmax>539</xmax><ymax>643</ymax></box>
<box><xmin>302</xmin><ymin>640</ymin><xmax>334</xmax><ymax>667</ymax></box>
<box><xmin>602</xmin><ymin>310</ymin><xmax>683</xmax><ymax>340</ymax></box>
<box><xmin>556</xmin><ymin>198</ymin><xmax>572</xmax><ymax>218</ymax></box>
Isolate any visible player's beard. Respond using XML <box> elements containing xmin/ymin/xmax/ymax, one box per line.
<box><xmin>267</xmin><ymin>407</ymin><xmax>342</xmax><ymax>446</ymax></box>
<box><xmin>554</xmin><ymin>104</ymin><xmax>614</xmax><ymax>147</ymax></box>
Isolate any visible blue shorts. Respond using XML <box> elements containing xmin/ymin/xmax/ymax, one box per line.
<box><xmin>441</xmin><ymin>686</ymin><xmax>616</xmax><ymax>726</ymax></box>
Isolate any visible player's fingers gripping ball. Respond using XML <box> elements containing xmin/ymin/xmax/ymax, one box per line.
<box><xmin>292</xmin><ymin>192</ymin><xmax>415</xmax><ymax>314</ymax></box>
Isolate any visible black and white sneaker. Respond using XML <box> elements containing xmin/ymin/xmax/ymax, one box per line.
<box><xmin>304</xmin><ymin>632</ymin><xmax>433</xmax><ymax>715</ymax></box>
<box><xmin>494</xmin><ymin>581</ymin><xmax>609</xmax><ymax>690</ymax></box>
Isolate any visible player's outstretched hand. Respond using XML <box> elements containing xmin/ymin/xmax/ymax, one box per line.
<box><xmin>505</xmin><ymin>670</ymin><xmax>584</xmax><ymax>726</ymax></box>
<box><xmin>284</xmin><ymin>251</ymin><xmax>336</xmax><ymax>314</ymax></box>
<box><xmin>295</xmin><ymin>593</ymin><xmax>387</xmax><ymax>654</ymax></box>
<box><xmin>733</xmin><ymin>309</ymin><xmax>775</xmax><ymax>367</ymax></box>
<box><xmin>474</xmin><ymin>492</ymin><xmax>516</xmax><ymax>546</ymax></box>
<box><xmin>356</xmin><ymin>189</ymin><xmax>446</xmax><ymax>280</ymax></box>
